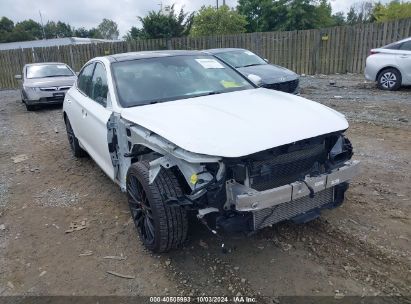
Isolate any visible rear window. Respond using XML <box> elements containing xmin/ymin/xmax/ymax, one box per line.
<box><xmin>26</xmin><ymin>64</ymin><xmax>74</xmax><ymax>79</ymax></box>
<box><xmin>382</xmin><ymin>42</ymin><xmax>401</xmax><ymax>50</ymax></box>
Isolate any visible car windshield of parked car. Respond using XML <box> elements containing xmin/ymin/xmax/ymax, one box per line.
<box><xmin>215</xmin><ymin>50</ymin><xmax>267</xmax><ymax>68</ymax></box>
<box><xmin>112</xmin><ymin>55</ymin><xmax>254</xmax><ymax>107</ymax></box>
<box><xmin>26</xmin><ymin>64</ymin><xmax>74</xmax><ymax>79</ymax></box>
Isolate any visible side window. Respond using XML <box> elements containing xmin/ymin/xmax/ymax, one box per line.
<box><xmin>90</xmin><ymin>63</ymin><xmax>108</xmax><ymax>107</ymax></box>
<box><xmin>399</xmin><ymin>41</ymin><xmax>411</xmax><ymax>51</ymax></box>
<box><xmin>77</xmin><ymin>63</ymin><xmax>95</xmax><ymax>96</ymax></box>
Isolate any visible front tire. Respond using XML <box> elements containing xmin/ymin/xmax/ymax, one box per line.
<box><xmin>25</xmin><ymin>103</ymin><xmax>35</xmax><ymax>111</ymax></box>
<box><xmin>377</xmin><ymin>68</ymin><xmax>402</xmax><ymax>91</ymax></box>
<box><xmin>127</xmin><ymin>161</ymin><xmax>188</xmax><ymax>253</ymax></box>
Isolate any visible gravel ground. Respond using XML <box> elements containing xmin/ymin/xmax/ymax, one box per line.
<box><xmin>0</xmin><ymin>74</ymin><xmax>410</xmax><ymax>301</ymax></box>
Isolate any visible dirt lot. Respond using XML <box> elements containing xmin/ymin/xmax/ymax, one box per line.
<box><xmin>0</xmin><ymin>74</ymin><xmax>410</xmax><ymax>300</ymax></box>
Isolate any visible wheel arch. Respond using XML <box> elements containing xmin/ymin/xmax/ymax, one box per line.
<box><xmin>376</xmin><ymin>66</ymin><xmax>402</xmax><ymax>82</ymax></box>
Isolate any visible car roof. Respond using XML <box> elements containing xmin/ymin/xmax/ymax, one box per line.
<box><xmin>204</xmin><ymin>48</ymin><xmax>248</xmax><ymax>54</ymax></box>
<box><xmin>24</xmin><ymin>62</ymin><xmax>68</xmax><ymax>67</ymax></box>
<box><xmin>106</xmin><ymin>50</ymin><xmax>205</xmax><ymax>62</ymax></box>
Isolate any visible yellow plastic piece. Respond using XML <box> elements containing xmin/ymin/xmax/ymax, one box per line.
<box><xmin>190</xmin><ymin>174</ymin><xmax>198</xmax><ymax>185</ymax></box>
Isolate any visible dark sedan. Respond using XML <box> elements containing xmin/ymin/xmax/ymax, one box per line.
<box><xmin>205</xmin><ymin>48</ymin><xmax>299</xmax><ymax>94</ymax></box>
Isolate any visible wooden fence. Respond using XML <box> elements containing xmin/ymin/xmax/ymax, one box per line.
<box><xmin>0</xmin><ymin>18</ymin><xmax>410</xmax><ymax>89</ymax></box>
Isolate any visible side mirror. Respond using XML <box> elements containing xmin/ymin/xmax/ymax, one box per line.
<box><xmin>247</xmin><ymin>74</ymin><xmax>263</xmax><ymax>86</ymax></box>
<box><xmin>15</xmin><ymin>75</ymin><xmax>22</xmax><ymax>80</ymax></box>
<box><xmin>263</xmin><ymin>58</ymin><xmax>269</xmax><ymax>63</ymax></box>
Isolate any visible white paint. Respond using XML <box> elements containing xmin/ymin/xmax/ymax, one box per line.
<box><xmin>120</xmin><ymin>88</ymin><xmax>349</xmax><ymax>157</ymax></box>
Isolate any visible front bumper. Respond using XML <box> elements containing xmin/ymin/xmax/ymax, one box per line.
<box><xmin>222</xmin><ymin>160</ymin><xmax>359</xmax><ymax>230</ymax></box>
<box><xmin>227</xmin><ymin>160</ymin><xmax>359</xmax><ymax>212</ymax></box>
<box><xmin>23</xmin><ymin>88</ymin><xmax>68</xmax><ymax>105</ymax></box>
<box><xmin>25</xmin><ymin>96</ymin><xmax>65</xmax><ymax>105</ymax></box>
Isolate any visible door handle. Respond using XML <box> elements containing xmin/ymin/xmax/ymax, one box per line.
<box><xmin>66</xmin><ymin>98</ymin><xmax>71</xmax><ymax>103</ymax></box>
<box><xmin>82</xmin><ymin>108</ymin><xmax>87</xmax><ymax>118</ymax></box>
<box><xmin>400</xmin><ymin>55</ymin><xmax>409</xmax><ymax>58</ymax></box>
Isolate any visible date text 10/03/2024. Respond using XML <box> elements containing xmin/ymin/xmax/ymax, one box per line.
<box><xmin>149</xmin><ymin>296</ymin><xmax>257</xmax><ymax>303</ymax></box>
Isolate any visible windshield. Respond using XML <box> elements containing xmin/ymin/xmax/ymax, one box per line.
<box><xmin>215</xmin><ymin>50</ymin><xmax>267</xmax><ymax>68</ymax></box>
<box><xmin>26</xmin><ymin>64</ymin><xmax>74</xmax><ymax>79</ymax></box>
<box><xmin>112</xmin><ymin>55</ymin><xmax>254</xmax><ymax>107</ymax></box>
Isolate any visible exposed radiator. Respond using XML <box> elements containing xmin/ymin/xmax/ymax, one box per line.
<box><xmin>252</xmin><ymin>187</ymin><xmax>334</xmax><ymax>229</ymax></box>
<box><xmin>249</xmin><ymin>143</ymin><xmax>326</xmax><ymax>191</ymax></box>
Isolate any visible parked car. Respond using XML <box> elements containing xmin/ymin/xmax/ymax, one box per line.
<box><xmin>204</xmin><ymin>48</ymin><xmax>300</xmax><ymax>94</ymax></box>
<box><xmin>63</xmin><ymin>51</ymin><xmax>359</xmax><ymax>253</ymax></box>
<box><xmin>365</xmin><ymin>37</ymin><xmax>411</xmax><ymax>90</ymax></box>
<box><xmin>15</xmin><ymin>62</ymin><xmax>76</xmax><ymax>111</ymax></box>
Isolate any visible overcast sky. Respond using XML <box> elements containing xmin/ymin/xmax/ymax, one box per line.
<box><xmin>1</xmin><ymin>0</ymin><xmax>386</xmax><ymax>37</ymax></box>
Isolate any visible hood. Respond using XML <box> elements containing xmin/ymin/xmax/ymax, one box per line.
<box><xmin>24</xmin><ymin>76</ymin><xmax>76</xmax><ymax>88</ymax></box>
<box><xmin>120</xmin><ymin>88</ymin><xmax>348</xmax><ymax>158</ymax></box>
<box><xmin>237</xmin><ymin>64</ymin><xmax>298</xmax><ymax>84</ymax></box>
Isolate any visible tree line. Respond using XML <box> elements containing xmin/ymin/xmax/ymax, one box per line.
<box><xmin>1</xmin><ymin>0</ymin><xmax>410</xmax><ymax>44</ymax></box>
<box><xmin>0</xmin><ymin>18</ymin><xmax>119</xmax><ymax>43</ymax></box>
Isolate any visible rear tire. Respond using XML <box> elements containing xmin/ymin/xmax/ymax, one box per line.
<box><xmin>377</xmin><ymin>68</ymin><xmax>401</xmax><ymax>91</ymax></box>
<box><xmin>126</xmin><ymin>161</ymin><xmax>188</xmax><ymax>253</ymax></box>
<box><xmin>65</xmin><ymin>117</ymin><xmax>86</xmax><ymax>157</ymax></box>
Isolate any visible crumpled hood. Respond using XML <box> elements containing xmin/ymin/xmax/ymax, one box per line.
<box><xmin>237</xmin><ymin>64</ymin><xmax>298</xmax><ymax>84</ymax></box>
<box><xmin>24</xmin><ymin>76</ymin><xmax>76</xmax><ymax>88</ymax></box>
<box><xmin>120</xmin><ymin>88</ymin><xmax>348</xmax><ymax>158</ymax></box>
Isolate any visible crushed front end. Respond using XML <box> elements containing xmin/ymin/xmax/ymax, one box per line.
<box><xmin>204</xmin><ymin>132</ymin><xmax>359</xmax><ymax>232</ymax></box>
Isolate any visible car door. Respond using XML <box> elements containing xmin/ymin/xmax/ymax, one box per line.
<box><xmin>68</xmin><ymin>62</ymin><xmax>115</xmax><ymax>180</ymax></box>
<box><xmin>396</xmin><ymin>40</ymin><xmax>411</xmax><ymax>84</ymax></box>
<box><xmin>66</xmin><ymin>62</ymin><xmax>95</xmax><ymax>148</ymax></box>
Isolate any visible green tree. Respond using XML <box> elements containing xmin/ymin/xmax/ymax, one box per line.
<box><xmin>137</xmin><ymin>4</ymin><xmax>193</xmax><ymax>39</ymax></box>
<box><xmin>0</xmin><ymin>16</ymin><xmax>15</xmax><ymax>42</ymax></box>
<box><xmin>44</xmin><ymin>21</ymin><xmax>57</xmax><ymax>38</ymax></box>
<box><xmin>97</xmin><ymin>18</ymin><xmax>119</xmax><ymax>40</ymax></box>
<box><xmin>88</xmin><ymin>27</ymin><xmax>103</xmax><ymax>39</ymax></box>
<box><xmin>0</xmin><ymin>17</ymin><xmax>14</xmax><ymax>32</ymax></box>
<box><xmin>74</xmin><ymin>27</ymin><xmax>89</xmax><ymax>38</ymax></box>
<box><xmin>282</xmin><ymin>0</ymin><xmax>317</xmax><ymax>30</ymax></box>
<box><xmin>372</xmin><ymin>0</ymin><xmax>411</xmax><ymax>22</ymax></box>
<box><xmin>237</xmin><ymin>0</ymin><xmax>277</xmax><ymax>32</ymax></box>
<box><xmin>55</xmin><ymin>21</ymin><xmax>72</xmax><ymax>38</ymax></box>
<box><xmin>124</xmin><ymin>26</ymin><xmax>144</xmax><ymax>41</ymax></box>
<box><xmin>190</xmin><ymin>5</ymin><xmax>248</xmax><ymax>36</ymax></box>
<box><xmin>314</xmin><ymin>0</ymin><xmax>334</xmax><ymax>28</ymax></box>
<box><xmin>15</xmin><ymin>19</ymin><xmax>43</xmax><ymax>39</ymax></box>
<box><xmin>331</xmin><ymin>12</ymin><xmax>346</xmax><ymax>26</ymax></box>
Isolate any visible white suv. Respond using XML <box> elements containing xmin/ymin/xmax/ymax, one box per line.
<box><xmin>365</xmin><ymin>37</ymin><xmax>411</xmax><ymax>90</ymax></box>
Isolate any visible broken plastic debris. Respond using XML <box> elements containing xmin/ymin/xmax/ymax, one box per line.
<box><xmin>106</xmin><ymin>271</ymin><xmax>135</xmax><ymax>279</ymax></box>
<box><xmin>65</xmin><ymin>220</ymin><xmax>87</xmax><ymax>233</ymax></box>
<box><xmin>11</xmin><ymin>154</ymin><xmax>28</xmax><ymax>163</ymax></box>
<box><xmin>103</xmin><ymin>255</ymin><xmax>126</xmax><ymax>261</ymax></box>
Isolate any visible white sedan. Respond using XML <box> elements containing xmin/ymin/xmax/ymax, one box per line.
<box><xmin>365</xmin><ymin>37</ymin><xmax>411</xmax><ymax>90</ymax></box>
<box><xmin>63</xmin><ymin>51</ymin><xmax>359</xmax><ymax>252</ymax></box>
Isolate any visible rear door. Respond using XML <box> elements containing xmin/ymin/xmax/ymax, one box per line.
<box><xmin>80</xmin><ymin>62</ymin><xmax>115</xmax><ymax>179</ymax></box>
<box><xmin>65</xmin><ymin>62</ymin><xmax>95</xmax><ymax>146</ymax></box>
<box><xmin>396</xmin><ymin>40</ymin><xmax>411</xmax><ymax>84</ymax></box>
<box><xmin>67</xmin><ymin>61</ymin><xmax>115</xmax><ymax>179</ymax></box>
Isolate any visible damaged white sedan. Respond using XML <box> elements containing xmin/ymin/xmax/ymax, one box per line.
<box><xmin>63</xmin><ymin>51</ymin><xmax>359</xmax><ymax>252</ymax></box>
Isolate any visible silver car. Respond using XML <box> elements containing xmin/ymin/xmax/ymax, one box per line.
<box><xmin>15</xmin><ymin>62</ymin><xmax>76</xmax><ymax>111</ymax></box>
<box><xmin>205</xmin><ymin>48</ymin><xmax>300</xmax><ymax>94</ymax></box>
<box><xmin>365</xmin><ymin>37</ymin><xmax>411</xmax><ymax>91</ymax></box>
